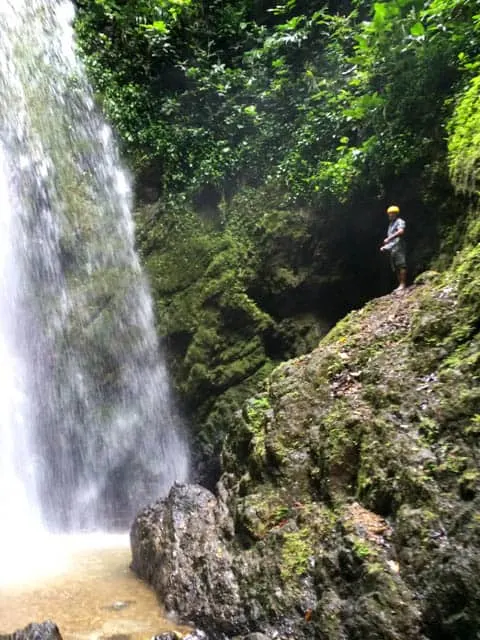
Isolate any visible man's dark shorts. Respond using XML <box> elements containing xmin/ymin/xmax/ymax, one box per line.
<box><xmin>390</xmin><ymin>245</ymin><xmax>406</xmax><ymax>271</ymax></box>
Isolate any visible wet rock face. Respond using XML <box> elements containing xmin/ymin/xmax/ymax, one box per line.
<box><xmin>131</xmin><ymin>486</ymin><xmax>423</xmax><ymax>639</ymax></box>
<box><xmin>130</xmin><ymin>484</ymin><xmax>246</xmax><ymax>637</ymax></box>
<box><xmin>131</xmin><ymin>237</ymin><xmax>480</xmax><ymax>640</ymax></box>
<box><xmin>135</xmin><ymin>190</ymin><xmax>350</xmax><ymax>485</ymax></box>
<box><xmin>0</xmin><ymin>622</ymin><xmax>62</xmax><ymax>640</ymax></box>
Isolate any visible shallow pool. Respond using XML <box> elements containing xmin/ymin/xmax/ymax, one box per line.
<box><xmin>0</xmin><ymin>533</ymin><xmax>190</xmax><ymax>640</ymax></box>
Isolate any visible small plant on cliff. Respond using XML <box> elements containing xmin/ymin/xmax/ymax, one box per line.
<box><xmin>280</xmin><ymin>528</ymin><xmax>312</xmax><ymax>579</ymax></box>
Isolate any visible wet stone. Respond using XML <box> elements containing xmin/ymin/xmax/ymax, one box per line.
<box><xmin>102</xmin><ymin>601</ymin><xmax>135</xmax><ymax>612</ymax></box>
<box><xmin>0</xmin><ymin>623</ymin><xmax>62</xmax><ymax>640</ymax></box>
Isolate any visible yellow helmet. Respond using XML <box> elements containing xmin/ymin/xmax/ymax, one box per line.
<box><xmin>387</xmin><ymin>205</ymin><xmax>400</xmax><ymax>214</ymax></box>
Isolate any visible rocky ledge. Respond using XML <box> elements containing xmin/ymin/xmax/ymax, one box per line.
<box><xmin>131</xmin><ymin>230</ymin><xmax>480</xmax><ymax>640</ymax></box>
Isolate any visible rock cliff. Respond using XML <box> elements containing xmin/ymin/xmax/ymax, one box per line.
<box><xmin>136</xmin><ymin>185</ymin><xmax>449</xmax><ymax>485</ymax></box>
<box><xmin>131</xmin><ymin>213</ymin><xmax>480</xmax><ymax>639</ymax></box>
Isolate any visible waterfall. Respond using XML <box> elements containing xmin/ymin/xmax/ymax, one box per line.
<box><xmin>0</xmin><ymin>0</ymin><xmax>188</xmax><ymax>545</ymax></box>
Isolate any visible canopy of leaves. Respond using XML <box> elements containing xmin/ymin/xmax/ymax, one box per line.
<box><xmin>75</xmin><ymin>0</ymin><xmax>480</xmax><ymax>209</ymax></box>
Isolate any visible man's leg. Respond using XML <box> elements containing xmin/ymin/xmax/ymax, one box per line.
<box><xmin>392</xmin><ymin>247</ymin><xmax>407</xmax><ymax>292</ymax></box>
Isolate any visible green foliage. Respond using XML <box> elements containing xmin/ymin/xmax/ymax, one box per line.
<box><xmin>352</xmin><ymin>537</ymin><xmax>373</xmax><ymax>560</ymax></box>
<box><xmin>74</xmin><ymin>0</ymin><xmax>480</xmax><ymax>476</ymax></box>
<box><xmin>448</xmin><ymin>74</ymin><xmax>480</xmax><ymax>193</ymax></box>
<box><xmin>280</xmin><ymin>528</ymin><xmax>312</xmax><ymax>579</ymax></box>
<box><xmin>75</xmin><ymin>0</ymin><xmax>480</xmax><ymax>208</ymax></box>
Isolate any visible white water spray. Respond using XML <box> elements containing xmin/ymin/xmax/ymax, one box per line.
<box><xmin>0</xmin><ymin>0</ymin><xmax>188</xmax><ymax>580</ymax></box>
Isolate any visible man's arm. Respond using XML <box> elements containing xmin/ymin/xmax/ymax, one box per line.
<box><xmin>383</xmin><ymin>219</ymin><xmax>405</xmax><ymax>245</ymax></box>
<box><xmin>382</xmin><ymin>225</ymin><xmax>405</xmax><ymax>245</ymax></box>
<box><xmin>380</xmin><ymin>219</ymin><xmax>405</xmax><ymax>251</ymax></box>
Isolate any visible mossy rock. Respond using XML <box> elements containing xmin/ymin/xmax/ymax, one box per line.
<box><xmin>135</xmin><ymin>188</ymin><xmax>343</xmax><ymax>470</ymax></box>
<box><xmin>211</xmin><ymin>209</ymin><xmax>480</xmax><ymax>636</ymax></box>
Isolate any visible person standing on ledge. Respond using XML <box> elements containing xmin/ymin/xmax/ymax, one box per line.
<box><xmin>380</xmin><ymin>204</ymin><xmax>407</xmax><ymax>292</ymax></box>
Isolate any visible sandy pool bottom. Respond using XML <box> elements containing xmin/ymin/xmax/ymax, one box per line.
<box><xmin>0</xmin><ymin>533</ymin><xmax>190</xmax><ymax>640</ymax></box>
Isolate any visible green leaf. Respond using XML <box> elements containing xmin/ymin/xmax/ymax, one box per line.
<box><xmin>410</xmin><ymin>22</ymin><xmax>425</xmax><ymax>37</ymax></box>
<box><xmin>277</xmin><ymin>16</ymin><xmax>304</xmax><ymax>32</ymax></box>
<box><xmin>373</xmin><ymin>3</ymin><xmax>388</xmax><ymax>27</ymax></box>
<box><xmin>150</xmin><ymin>20</ymin><xmax>168</xmax><ymax>34</ymax></box>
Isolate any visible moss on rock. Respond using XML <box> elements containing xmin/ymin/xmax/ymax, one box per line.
<box><xmin>135</xmin><ymin>188</ymin><xmax>345</xmax><ymax>477</ymax></box>
<box><xmin>131</xmin><ymin>61</ymin><xmax>480</xmax><ymax>640</ymax></box>
<box><xmin>210</xmin><ymin>211</ymin><xmax>479</xmax><ymax>637</ymax></box>
<box><xmin>132</xmin><ymin>201</ymin><xmax>480</xmax><ymax>637</ymax></box>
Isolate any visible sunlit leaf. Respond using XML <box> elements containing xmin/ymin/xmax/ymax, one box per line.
<box><xmin>151</xmin><ymin>20</ymin><xmax>168</xmax><ymax>33</ymax></box>
<box><xmin>410</xmin><ymin>22</ymin><xmax>425</xmax><ymax>37</ymax></box>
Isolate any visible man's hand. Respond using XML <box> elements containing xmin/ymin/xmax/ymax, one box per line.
<box><xmin>380</xmin><ymin>237</ymin><xmax>390</xmax><ymax>252</ymax></box>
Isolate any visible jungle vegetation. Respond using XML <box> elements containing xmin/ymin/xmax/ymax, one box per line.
<box><xmin>74</xmin><ymin>0</ymin><xmax>480</xmax><ymax>476</ymax></box>
<box><xmin>75</xmin><ymin>0</ymin><xmax>479</xmax><ymax>206</ymax></box>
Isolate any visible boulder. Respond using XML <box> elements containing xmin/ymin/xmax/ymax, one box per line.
<box><xmin>0</xmin><ymin>622</ymin><xmax>62</xmax><ymax>640</ymax></box>
<box><xmin>131</xmin><ymin>484</ymin><xmax>246</xmax><ymax>637</ymax></box>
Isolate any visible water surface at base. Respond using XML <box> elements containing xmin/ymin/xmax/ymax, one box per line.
<box><xmin>0</xmin><ymin>534</ymin><xmax>190</xmax><ymax>640</ymax></box>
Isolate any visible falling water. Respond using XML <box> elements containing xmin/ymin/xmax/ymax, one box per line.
<box><xmin>0</xmin><ymin>0</ymin><xmax>188</xmax><ymax>560</ymax></box>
